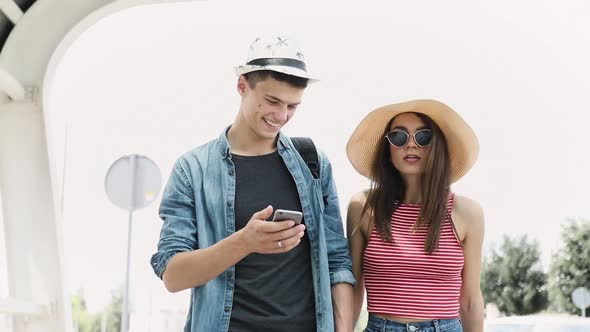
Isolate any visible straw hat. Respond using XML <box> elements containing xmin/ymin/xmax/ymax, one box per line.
<box><xmin>234</xmin><ymin>35</ymin><xmax>317</xmax><ymax>81</ymax></box>
<box><xmin>346</xmin><ymin>99</ymin><xmax>479</xmax><ymax>183</ymax></box>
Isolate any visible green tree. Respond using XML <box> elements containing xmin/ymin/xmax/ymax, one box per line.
<box><xmin>103</xmin><ymin>290</ymin><xmax>122</xmax><ymax>332</ymax></box>
<box><xmin>71</xmin><ymin>288</ymin><xmax>122</xmax><ymax>332</ymax></box>
<box><xmin>89</xmin><ymin>289</ymin><xmax>123</xmax><ymax>332</ymax></box>
<box><xmin>549</xmin><ymin>219</ymin><xmax>590</xmax><ymax>316</ymax></box>
<box><xmin>481</xmin><ymin>235</ymin><xmax>548</xmax><ymax>315</ymax></box>
<box><xmin>71</xmin><ymin>290</ymin><xmax>98</xmax><ymax>332</ymax></box>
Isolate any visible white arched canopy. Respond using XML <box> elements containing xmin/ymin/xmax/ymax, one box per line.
<box><xmin>0</xmin><ymin>1</ymin><xmax>188</xmax><ymax>331</ymax></box>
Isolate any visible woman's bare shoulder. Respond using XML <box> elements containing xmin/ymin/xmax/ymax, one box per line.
<box><xmin>453</xmin><ymin>194</ymin><xmax>484</xmax><ymax>234</ymax></box>
<box><xmin>347</xmin><ymin>190</ymin><xmax>371</xmax><ymax>237</ymax></box>
<box><xmin>349</xmin><ymin>190</ymin><xmax>368</xmax><ymax>205</ymax></box>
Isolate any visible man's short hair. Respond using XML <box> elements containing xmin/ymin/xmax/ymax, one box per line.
<box><xmin>244</xmin><ymin>70</ymin><xmax>309</xmax><ymax>89</ymax></box>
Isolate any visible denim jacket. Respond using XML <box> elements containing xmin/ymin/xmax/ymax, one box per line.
<box><xmin>150</xmin><ymin>128</ymin><xmax>356</xmax><ymax>331</ymax></box>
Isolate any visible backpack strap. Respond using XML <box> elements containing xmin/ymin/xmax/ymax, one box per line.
<box><xmin>291</xmin><ymin>137</ymin><xmax>320</xmax><ymax>179</ymax></box>
<box><xmin>292</xmin><ymin>137</ymin><xmax>329</xmax><ymax>205</ymax></box>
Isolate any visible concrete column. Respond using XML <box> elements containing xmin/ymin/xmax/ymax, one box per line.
<box><xmin>0</xmin><ymin>100</ymin><xmax>71</xmax><ymax>332</ymax></box>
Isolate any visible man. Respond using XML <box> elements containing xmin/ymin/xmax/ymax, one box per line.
<box><xmin>150</xmin><ymin>36</ymin><xmax>355</xmax><ymax>331</ymax></box>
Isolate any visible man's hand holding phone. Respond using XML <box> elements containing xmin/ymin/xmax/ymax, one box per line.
<box><xmin>238</xmin><ymin>205</ymin><xmax>305</xmax><ymax>254</ymax></box>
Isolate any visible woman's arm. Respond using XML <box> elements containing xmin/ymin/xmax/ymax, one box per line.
<box><xmin>347</xmin><ymin>192</ymin><xmax>369</xmax><ymax>330</ymax></box>
<box><xmin>455</xmin><ymin>196</ymin><xmax>485</xmax><ymax>332</ymax></box>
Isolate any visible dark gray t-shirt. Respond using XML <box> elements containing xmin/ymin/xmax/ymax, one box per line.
<box><xmin>228</xmin><ymin>150</ymin><xmax>316</xmax><ymax>332</ymax></box>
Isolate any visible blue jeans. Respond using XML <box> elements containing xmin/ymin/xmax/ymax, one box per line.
<box><xmin>364</xmin><ymin>314</ymin><xmax>463</xmax><ymax>332</ymax></box>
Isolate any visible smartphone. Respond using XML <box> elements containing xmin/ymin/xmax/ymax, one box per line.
<box><xmin>272</xmin><ymin>209</ymin><xmax>303</xmax><ymax>225</ymax></box>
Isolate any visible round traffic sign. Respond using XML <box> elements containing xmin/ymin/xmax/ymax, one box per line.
<box><xmin>572</xmin><ymin>287</ymin><xmax>590</xmax><ymax>310</ymax></box>
<box><xmin>105</xmin><ymin>154</ymin><xmax>162</xmax><ymax>211</ymax></box>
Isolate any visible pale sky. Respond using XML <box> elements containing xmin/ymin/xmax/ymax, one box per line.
<box><xmin>39</xmin><ymin>0</ymin><xmax>590</xmax><ymax>315</ymax></box>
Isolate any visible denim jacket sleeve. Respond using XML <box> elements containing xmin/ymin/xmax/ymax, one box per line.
<box><xmin>319</xmin><ymin>150</ymin><xmax>357</xmax><ymax>287</ymax></box>
<box><xmin>150</xmin><ymin>158</ymin><xmax>198</xmax><ymax>280</ymax></box>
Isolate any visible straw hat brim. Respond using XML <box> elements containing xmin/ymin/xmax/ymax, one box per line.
<box><xmin>346</xmin><ymin>99</ymin><xmax>479</xmax><ymax>183</ymax></box>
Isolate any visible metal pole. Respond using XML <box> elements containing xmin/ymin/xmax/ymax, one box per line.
<box><xmin>101</xmin><ymin>310</ymin><xmax>107</xmax><ymax>332</ymax></box>
<box><xmin>121</xmin><ymin>155</ymin><xmax>137</xmax><ymax>332</ymax></box>
<box><xmin>121</xmin><ymin>209</ymin><xmax>133</xmax><ymax>332</ymax></box>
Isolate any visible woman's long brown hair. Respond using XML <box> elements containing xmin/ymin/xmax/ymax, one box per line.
<box><xmin>361</xmin><ymin>113</ymin><xmax>451</xmax><ymax>253</ymax></box>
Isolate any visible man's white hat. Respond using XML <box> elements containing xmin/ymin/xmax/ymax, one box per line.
<box><xmin>234</xmin><ymin>36</ymin><xmax>317</xmax><ymax>82</ymax></box>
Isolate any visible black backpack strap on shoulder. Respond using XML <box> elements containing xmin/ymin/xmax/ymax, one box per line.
<box><xmin>291</xmin><ymin>137</ymin><xmax>320</xmax><ymax>179</ymax></box>
<box><xmin>292</xmin><ymin>137</ymin><xmax>329</xmax><ymax>206</ymax></box>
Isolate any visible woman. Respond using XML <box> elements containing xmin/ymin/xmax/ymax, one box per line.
<box><xmin>346</xmin><ymin>100</ymin><xmax>484</xmax><ymax>332</ymax></box>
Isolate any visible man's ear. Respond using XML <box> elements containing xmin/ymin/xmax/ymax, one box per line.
<box><xmin>237</xmin><ymin>75</ymin><xmax>248</xmax><ymax>96</ymax></box>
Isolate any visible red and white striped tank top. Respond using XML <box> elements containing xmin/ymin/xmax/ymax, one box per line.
<box><xmin>363</xmin><ymin>194</ymin><xmax>464</xmax><ymax>319</ymax></box>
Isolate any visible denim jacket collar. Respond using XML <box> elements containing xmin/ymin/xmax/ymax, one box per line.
<box><xmin>218</xmin><ymin>125</ymin><xmax>291</xmax><ymax>159</ymax></box>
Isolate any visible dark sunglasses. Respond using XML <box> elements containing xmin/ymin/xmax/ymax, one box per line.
<box><xmin>385</xmin><ymin>129</ymin><xmax>433</xmax><ymax>148</ymax></box>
